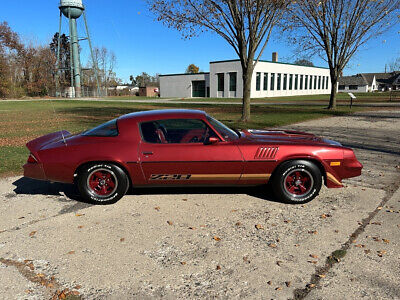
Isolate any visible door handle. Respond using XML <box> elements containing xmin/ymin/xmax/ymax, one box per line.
<box><xmin>142</xmin><ymin>151</ymin><xmax>154</xmax><ymax>155</ymax></box>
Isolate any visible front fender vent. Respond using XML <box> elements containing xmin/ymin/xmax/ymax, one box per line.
<box><xmin>254</xmin><ymin>147</ymin><xmax>279</xmax><ymax>159</ymax></box>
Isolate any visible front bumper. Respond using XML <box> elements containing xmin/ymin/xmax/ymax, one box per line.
<box><xmin>23</xmin><ymin>163</ymin><xmax>46</xmax><ymax>180</ymax></box>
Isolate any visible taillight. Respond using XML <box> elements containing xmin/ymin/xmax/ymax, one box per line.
<box><xmin>27</xmin><ymin>153</ymin><xmax>38</xmax><ymax>164</ymax></box>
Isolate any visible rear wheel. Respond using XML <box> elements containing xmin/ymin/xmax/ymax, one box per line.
<box><xmin>271</xmin><ymin>160</ymin><xmax>322</xmax><ymax>204</ymax></box>
<box><xmin>77</xmin><ymin>163</ymin><xmax>129</xmax><ymax>205</ymax></box>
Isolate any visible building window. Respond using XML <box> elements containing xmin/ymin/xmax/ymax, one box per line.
<box><xmin>271</xmin><ymin>73</ymin><xmax>275</xmax><ymax>91</ymax></box>
<box><xmin>314</xmin><ymin>76</ymin><xmax>317</xmax><ymax>90</ymax></box>
<box><xmin>326</xmin><ymin>76</ymin><xmax>329</xmax><ymax>89</ymax></box>
<box><xmin>277</xmin><ymin>73</ymin><xmax>281</xmax><ymax>90</ymax></box>
<box><xmin>289</xmin><ymin>74</ymin><xmax>293</xmax><ymax>90</ymax></box>
<box><xmin>338</xmin><ymin>85</ymin><xmax>345</xmax><ymax>90</ymax></box>
<box><xmin>300</xmin><ymin>75</ymin><xmax>304</xmax><ymax>90</ymax></box>
<box><xmin>295</xmin><ymin>75</ymin><xmax>298</xmax><ymax>90</ymax></box>
<box><xmin>217</xmin><ymin>73</ymin><xmax>224</xmax><ymax>92</ymax></box>
<box><xmin>283</xmin><ymin>74</ymin><xmax>287</xmax><ymax>90</ymax></box>
<box><xmin>229</xmin><ymin>72</ymin><xmax>237</xmax><ymax>92</ymax></box>
<box><xmin>263</xmin><ymin>73</ymin><xmax>268</xmax><ymax>90</ymax></box>
<box><xmin>318</xmin><ymin>76</ymin><xmax>321</xmax><ymax>89</ymax></box>
<box><xmin>256</xmin><ymin>72</ymin><xmax>261</xmax><ymax>91</ymax></box>
<box><xmin>305</xmin><ymin>75</ymin><xmax>308</xmax><ymax>90</ymax></box>
<box><xmin>349</xmin><ymin>85</ymin><xmax>359</xmax><ymax>90</ymax></box>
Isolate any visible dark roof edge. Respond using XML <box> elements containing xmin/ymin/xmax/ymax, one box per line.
<box><xmin>210</xmin><ymin>59</ymin><xmax>329</xmax><ymax>70</ymax></box>
<box><xmin>159</xmin><ymin>72</ymin><xmax>210</xmax><ymax>77</ymax></box>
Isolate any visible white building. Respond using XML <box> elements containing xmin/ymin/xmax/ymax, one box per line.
<box><xmin>160</xmin><ymin>55</ymin><xmax>331</xmax><ymax>98</ymax></box>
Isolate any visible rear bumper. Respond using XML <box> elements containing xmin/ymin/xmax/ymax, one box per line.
<box><xmin>23</xmin><ymin>163</ymin><xmax>46</xmax><ymax>181</ymax></box>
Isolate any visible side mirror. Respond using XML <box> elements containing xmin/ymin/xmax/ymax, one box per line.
<box><xmin>204</xmin><ymin>137</ymin><xmax>219</xmax><ymax>145</ymax></box>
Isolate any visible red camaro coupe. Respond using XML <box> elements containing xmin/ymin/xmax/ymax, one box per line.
<box><xmin>24</xmin><ymin>109</ymin><xmax>362</xmax><ymax>204</ymax></box>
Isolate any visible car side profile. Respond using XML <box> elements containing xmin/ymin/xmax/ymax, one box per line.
<box><xmin>24</xmin><ymin>109</ymin><xmax>362</xmax><ymax>204</ymax></box>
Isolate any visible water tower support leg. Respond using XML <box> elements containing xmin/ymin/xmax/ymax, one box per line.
<box><xmin>83</xmin><ymin>11</ymin><xmax>101</xmax><ymax>98</ymax></box>
<box><xmin>70</xmin><ymin>19</ymin><xmax>82</xmax><ymax>98</ymax></box>
<box><xmin>68</xmin><ymin>12</ymin><xmax>75</xmax><ymax>98</ymax></box>
<box><xmin>55</xmin><ymin>11</ymin><xmax>62</xmax><ymax>98</ymax></box>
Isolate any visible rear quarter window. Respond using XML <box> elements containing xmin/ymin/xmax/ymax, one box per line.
<box><xmin>82</xmin><ymin>119</ymin><xmax>119</xmax><ymax>137</ymax></box>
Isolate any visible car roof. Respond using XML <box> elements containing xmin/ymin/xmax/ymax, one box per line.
<box><xmin>118</xmin><ymin>109</ymin><xmax>207</xmax><ymax>122</ymax></box>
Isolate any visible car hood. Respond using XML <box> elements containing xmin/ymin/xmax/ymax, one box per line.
<box><xmin>240</xmin><ymin>129</ymin><xmax>342</xmax><ymax>146</ymax></box>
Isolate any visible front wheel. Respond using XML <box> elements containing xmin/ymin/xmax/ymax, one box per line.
<box><xmin>77</xmin><ymin>163</ymin><xmax>129</xmax><ymax>205</ymax></box>
<box><xmin>271</xmin><ymin>160</ymin><xmax>322</xmax><ymax>204</ymax></box>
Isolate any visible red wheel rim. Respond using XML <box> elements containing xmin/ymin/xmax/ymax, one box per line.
<box><xmin>87</xmin><ymin>169</ymin><xmax>118</xmax><ymax>197</ymax></box>
<box><xmin>284</xmin><ymin>169</ymin><xmax>313</xmax><ymax>197</ymax></box>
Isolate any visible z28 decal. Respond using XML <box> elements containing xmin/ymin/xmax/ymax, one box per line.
<box><xmin>150</xmin><ymin>174</ymin><xmax>192</xmax><ymax>180</ymax></box>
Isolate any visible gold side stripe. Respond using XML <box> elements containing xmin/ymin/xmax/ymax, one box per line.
<box><xmin>240</xmin><ymin>174</ymin><xmax>271</xmax><ymax>180</ymax></box>
<box><xmin>177</xmin><ymin>174</ymin><xmax>271</xmax><ymax>181</ymax></box>
<box><xmin>327</xmin><ymin>172</ymin><xmax>343</xmax><ymax>186</ymax></box>
<box><xmin>190</xmin><ymin>174</ymin><xmax>241</xmax><ymax>180</ymax></box>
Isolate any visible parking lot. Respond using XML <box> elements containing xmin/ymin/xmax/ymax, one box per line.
<box><xmin>1</xmin><ymin>110</ymin><xmax>400</xmax><ymax>299</ymax></box>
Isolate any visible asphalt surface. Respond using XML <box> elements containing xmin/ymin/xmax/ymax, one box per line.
<box><xmin>1</xmin><ymin>97</ymin><xmax>400</xmax><ymax>108</ymax></box>
<box><xmin>1</xmin><ymin>110</ymin><xmax>399</xmax><ymax>299</ymax></box>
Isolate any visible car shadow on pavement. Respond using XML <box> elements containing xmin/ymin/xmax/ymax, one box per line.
<box><xmin>12</xmin><ymin>177</ymin><xmax>85</xmax><ymax>202</ymax></box>
<box><xmin>12</xmin><ymin>177</ymin><xmax>286</xmax><ymax>205</ymax></box>
<box><xmin>130</xmin><ymin>185</ymin><xmax>285</xmax><ymax>204</ymax></box>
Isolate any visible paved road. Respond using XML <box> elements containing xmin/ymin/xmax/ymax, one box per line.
<box><xmin>1</xmin><ymin>97</ymin><xmax>400</xmax><ymax>108</ymax></box>
<box><xmin>0</xmin><ymin>110</ymin><xmax>399</xmax><ymax>299</ymax></box>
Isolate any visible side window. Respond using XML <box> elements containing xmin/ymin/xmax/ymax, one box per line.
<box><xmin>82</xmin><ymin>119</ymin><xmax>118</xmax><ymax>137</ymax></box>
<box><xmin>140</xmin><ymin>119</ymin><xmax>217</xmax><ymax>144</ymax></box>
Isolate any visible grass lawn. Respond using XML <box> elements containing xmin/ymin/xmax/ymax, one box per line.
<box><xmin>0</xmin><ymin>100</ymin><xmax>364</xmax><ymax>177</ymax></box>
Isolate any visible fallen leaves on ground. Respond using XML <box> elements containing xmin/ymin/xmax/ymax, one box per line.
<box><xmin>308</xmin><ymin>230</ymin><xmax>318</xmax><ymax>235</ymax></box>
<box><xmin>154</xmin><ymin>206</ymin><xmax>160</xmax><ymax>211</ymax></box>
<box><xmin>216</xmin><ymin>265</ymin><xmax>221</xmax><ymax>270</ymax></box>
<box><xmin>167</xmin><ymin>221</ymin><xmax>173</xmax><ymax>226</ymax></box>
<box><xmin>377</xmin><ymin>250</ymin><xmax>387</xmax><ymax>257</ymax></box>
<box><xmin>77</xmin><ymin>225</ymin><xmax>84</xmax><ymax>229</ymax></box>
<box><xmin>180</xmin><ymin>261</ymin><xmax>186</xmax><ymax>265</ymax></box>
<box><xmin>120</xmin><ymin>238</ymin><xmax>125</xmax><ymax>242</ymax></box>
<box><xmin>383</xmin><ymin>239</ymin><xmax>390</xmax><ymax>244</ymax></box>
<box><xmin>29</xmin><ymin>231</ymin><xmax>37</xmax><ymax>237</ymax></box>
<box><xmin>235</xmin><ymin>222</ymin><xmax>241</xmax><ymax>226</ymax></box>
<box><xmin>75</xmin><ymin>213</ymin><xmax>85</xmax><ymax>217</ymax></box>
<box><xmin>255</xmin><ymin>224</ymin><xmax>264</xmax><ymax>230</ymax></box>
<box><xmin>67</xmin><ymin>251</ymin><xmax>75</xmax><ymax>255</ymax></box>
<box><xmin>285</xmin><ymin>281</ymin><xmax>291</xmax><ymax>287</ymax></box>
<box><xmin>243</xmin><ymin>256</ymin><xmax>250</xmax><ymax>263</ymax></box>
<box><xmin>188</xmin><ymin>227</ymin><xmax>196</xmax><ymax>230</ymax></box>
<box><xmin>268</xmin><ymin>243</ymin><xmax>277</xmax><ymax>248</ymax></box>
<box><xmin>213</xmin><ymin>236</ymin><xmax>221</xmax><ymax>241</ymax></box>
<box><xmin>310</xmin><ymin>254</ymin><xmax>319</xmax><ymax>259</ymax></box>
<box><xmin>318</xmin><ymin>274</ymin><xmax>326</xmax><ymax>278</ymax></box>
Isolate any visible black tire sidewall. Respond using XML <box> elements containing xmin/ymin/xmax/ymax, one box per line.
<box><xmin>77</xmin><ymin>163</ymin><xmax>129</xmax><ymax>204</ymax></box>
<box><xmin>272</xmin><ymin>160</ymin><xmax>322</xmax><ymax>204</ymax></box>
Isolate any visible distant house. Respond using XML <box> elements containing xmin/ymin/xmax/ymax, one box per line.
<box><xmin>338</xmin><ymin>74</ymin><xmax>376</xmax><ymax>93</ymax></box>
<box><xmin>338</xmin><ymin>72</ymin><xmax>400</xmax><ymax>93</ymax></box>
<box><xmin>372</xmin><ymin>72</ymin><xmax>400</xmax><ymax>91</ymax></box>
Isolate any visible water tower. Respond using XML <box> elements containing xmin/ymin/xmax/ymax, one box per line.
<box><xmin>56</xmin><ymin>0</ymin><xmax>100</xmax><ymax>98</ymax></box>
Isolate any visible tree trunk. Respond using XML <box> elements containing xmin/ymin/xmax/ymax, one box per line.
<box><xmin>241</xmin><ymin>66</ymin><xmax>253</xmax><ymax>122</ymax></box>
<box><xmin>328</xmin><ymin>74</ymin><xmax>338</xmax><ymax>110</ymax></box>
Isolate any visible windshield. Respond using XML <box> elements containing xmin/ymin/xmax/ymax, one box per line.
<box><xmin>207</xmin><ymin>116</ymin><xmax>239</xmax><ymax>141</ymax></box>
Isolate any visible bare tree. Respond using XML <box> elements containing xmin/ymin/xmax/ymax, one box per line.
<box><xmin>148</xmin><ymin>0</ymin><xmax>288</xmax><ymax>122</ymax></box>
<box><xmin>388</xmin><ymin>57</ymin><xmax>400</xmax><ymax>72</ymax></box>
<box><xmin>288</xmin><ymin>0</ymin><xmax>400</xmax><ymax>109</ymax></box>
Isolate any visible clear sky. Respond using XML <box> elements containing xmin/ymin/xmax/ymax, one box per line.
<box><xmin>1</xmin><ymin>0</ymin><xmax>399</xmax><ymax>82</ymax></box>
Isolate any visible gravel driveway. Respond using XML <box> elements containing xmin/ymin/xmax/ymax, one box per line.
<box><xmin>1</xmin><ymin>110</ymin><xmax>399</xmax><ymax>300</ymax></box>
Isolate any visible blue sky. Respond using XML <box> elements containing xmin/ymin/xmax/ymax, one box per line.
<box><xmin>1</xmin><ymin>0</ymin><xmax>399</xmax><ymax>82</ymax></box>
